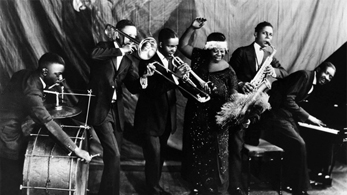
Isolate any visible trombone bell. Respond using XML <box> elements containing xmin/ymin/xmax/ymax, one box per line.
<box><xmin>104</xmin><ymin>24</ymin><xmax>157</xmax><ymax>60</ymax></box>
<box><xmin>138</xmin><ymin>37</ymin><xmax>157</xmax><ymax>60</ymax></box>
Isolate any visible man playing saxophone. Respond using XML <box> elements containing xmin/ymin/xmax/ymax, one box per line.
<box><xmin>227</xmin><ymin>21</ymin><xmax>288</xmax><ymax>195</ymax></box>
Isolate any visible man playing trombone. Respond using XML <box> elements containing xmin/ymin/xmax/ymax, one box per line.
<box><xmin>88</xmin><ymin>19</ymin><xmax>155</xmax><ymax>195</ymax></box>
<box><xmin>134</xmin><ymin>28</ymin><xmax>190</xmax><ymax>195</ymax></box>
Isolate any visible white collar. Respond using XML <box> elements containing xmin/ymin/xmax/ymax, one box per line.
<box><xmin>156</xmin><ymin>51</ymin><xmax>167</xmax><ymax>62</ymax></box>
<box><xmin>254</xmin><ymin>42</ymin><xmax>263</xmax><ymax>51</ymax></box>
<box><xmin>313</xmin><ymin>71</ymin><xmax>317</xmax><ymax>85</ymax></box>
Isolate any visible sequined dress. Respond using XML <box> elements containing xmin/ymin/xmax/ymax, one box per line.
<box><xmin>181</xmin><ymin>48</ymin><xmax>237</xmax><ymax>193</ymax></box>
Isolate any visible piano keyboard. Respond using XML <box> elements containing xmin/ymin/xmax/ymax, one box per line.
<box><xmin>298</xmin><ymin>122</ymin><xmax>342</xmax><ymax>135</ymax></box>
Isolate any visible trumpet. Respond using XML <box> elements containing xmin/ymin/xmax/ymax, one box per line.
<box><xmin>104</xmin><ymin>24</ymin><xmax>211</xmax><ymax>103</ymax></box>
<box><xmin>105</xmin><ymin>24</ymin><xmax>157</xmax><ymax>60</ymax></box>
<box><xmin>171</xmin><ymin>55</ymin><xmax>211</xmax><ymax>90</ymax></box>
<box><xmin>149</xmin><ymin>55</ymin><xmax>211</xmax><ymax>103</ymax></box>
<box><xmin>150</xmin><ymin>57</ymin><xmax>211</xmax><ymax>103</ymax></box>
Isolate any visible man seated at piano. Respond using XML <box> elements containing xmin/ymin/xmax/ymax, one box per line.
<box><xmin>261</xmin><ymin>61</ymin><xmax>336</xmax><ymax>195</ymax></box>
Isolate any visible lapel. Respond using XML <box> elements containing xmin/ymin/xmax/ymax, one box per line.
<box><xmin>107</xmin><ymin>41</ymin><xmax>119</xmax><ymax>72</ymax></box>
<box><xmin>301</xmin><ymin>71</ymin><xmax>315</xmax><ymax>100</ymax></box>
<box><xmin>247</xmin><ymin>44</ymin><xmax>257</xmax><ymax>73</ymax></box>
<box><xmin>116</xmin><ymin>54</ymin><xmax>129</xmax><ymax>76</ymax></box>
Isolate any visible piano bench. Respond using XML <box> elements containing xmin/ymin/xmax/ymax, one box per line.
<box><xmin>243</xmin><ymin>138</ymin><xmax>284</xmax><ymax>195</ymax></box>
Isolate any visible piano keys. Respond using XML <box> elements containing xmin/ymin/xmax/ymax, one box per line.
<box><xmin>298</xmin><ymin>122</ymin><xmax>347</xmax><ymax>139</ymax></box>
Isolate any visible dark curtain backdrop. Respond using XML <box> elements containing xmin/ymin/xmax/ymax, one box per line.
<box><xmin>0</xmin><ymin>0</ymin><xmax>346</xmax><ymax>154</ymax></box>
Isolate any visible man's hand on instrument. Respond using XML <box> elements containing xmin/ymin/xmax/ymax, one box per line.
<box><xmin>74</xmin><ymin>147</ymin><xmax>92</xmax><ymax>163</ymax></box>
<box><xmin>143</xmin><ymin>63</ymin><xmax>156</xmax><ymax>78</ymax></box>
<box><xmin>175</xmin><ymin>62</ymin><xmax>191</xmax><ymax>78</ymax></box>
<box><xmin>240</xmin><ymin>82</ymin><xmax>255</xmax><ymax>94</ymax></box>
<box><xmin>191</xmin><ymin>17</ymin><xmax>207</xmax><ymax>29</ymax></box>
<box><xmin>264</xmin><ymin>65</ymin><xmax>276</xmax><ymax>77</ymax></box>
<box><xmin>120</xmin><ymin>42</ymin><xmax>137</xmax><ymax>54</ymax></box>
<box><xmin>308</xmin><ymin>115</ymin><xmax>326</xmax><ymax>127</ymax></box>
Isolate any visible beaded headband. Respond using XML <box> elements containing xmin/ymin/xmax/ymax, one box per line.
<box><xmin>203</xmin><ymin>41</ymin><xmax>228</xmax><ymax>50</ymax></box>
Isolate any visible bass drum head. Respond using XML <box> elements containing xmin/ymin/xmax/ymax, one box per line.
<box><xmin>22</xmin><ymin>126</ymin><xmax>89</xmax><ymax>195</ymax></box>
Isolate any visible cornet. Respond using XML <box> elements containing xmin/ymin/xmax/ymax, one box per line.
<box><xmin>149</xmin><ymin>55</ymin><xmax>211</xmax><ymax>103</ymax></box>
<box><xmin>171</xmin><ymin>55</ymin><xmax>211</xmax><ymax>91</ymax></box>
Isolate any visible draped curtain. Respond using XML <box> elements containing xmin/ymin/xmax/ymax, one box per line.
<box><xmin>0</xmin><ymin>0</ymin><xmax>346</xmax><ymax>151</ymax></box>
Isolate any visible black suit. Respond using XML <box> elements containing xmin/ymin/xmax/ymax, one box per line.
<box><xmin>228</xmin><ymin>43</ymin><xmax>288</xmax><ymax>191</ymax></box>
<box><xmin>134</xmin><ymin>53</ymin><xmax>177</xmax><ymax>194</ymax></box>
<box><xmin>262</xmin><ymin>70</ymin><xmax>314</xmax><ymax>193</ymax></box>
<box><xmin>89</xmin><ymin>41</ymin><xmax>142</xmax><ymax>195</ymax></box>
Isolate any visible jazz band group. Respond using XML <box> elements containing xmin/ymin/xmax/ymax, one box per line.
<box><xmin>0</xmin><ymin>17</ymin><xmax>337</xmax><ymax>195</ymax></box>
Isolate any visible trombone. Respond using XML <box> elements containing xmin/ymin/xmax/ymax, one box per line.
<box><xmin>104</xmin><ymin>24</ymin><xmax>211</xmax><ymax>103</ymax></box>
<box><xmin>105</xmin><ymin>24</ymin><xmax>157</xmax><ymax>60</ymax></box>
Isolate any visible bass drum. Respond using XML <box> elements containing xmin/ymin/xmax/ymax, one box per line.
<box><xmin>21</xmin><ymin>124</ymin><xmax>89</xmax><ymax>195</ymax></box>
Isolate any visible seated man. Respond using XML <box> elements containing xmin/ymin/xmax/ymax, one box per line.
<box><xmin>262</xmin><ymin>61</ymin><xmax>336</xmax><ymax>195</ymax></box>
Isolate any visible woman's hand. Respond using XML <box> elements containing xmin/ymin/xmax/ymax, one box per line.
<box><xmin>191</xmin><ymin>17</ymin><xmax>207</xmax><ymax>29</ymax></box>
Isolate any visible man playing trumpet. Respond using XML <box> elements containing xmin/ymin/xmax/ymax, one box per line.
<box><xmin>228</xmin><ymin>21</ymin><xmax>288</xmax><ymax>195</ymax></box>
<box><xmin>134</xmin><ymin>28</ymin><xmax>190</xmax><ymax>195</ymax></box>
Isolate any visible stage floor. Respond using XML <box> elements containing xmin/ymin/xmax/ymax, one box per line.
<box><xmin>87</xmin><ymin>160</ymin><xmax>347</xmax><ymax>195</ymax></box>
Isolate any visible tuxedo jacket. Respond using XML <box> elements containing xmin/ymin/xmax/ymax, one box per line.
<box><xmin>88</xmin><ymin>41</ymin><xmax>142</xmax><ymax>129</ymax></box>
<box><xmin>229</xmin><ymin>43</ymin><xmax>288</xmax><ymax>84</ymax></box>
<box><xmin>268</xmin><ymin>70</ymin><xmax>315</xmax><ymax>122</ymax></box>
<box><xmin>134</xmin><ymin>53</ymin><xmax>177</xmax><ymax>136</ymax></box>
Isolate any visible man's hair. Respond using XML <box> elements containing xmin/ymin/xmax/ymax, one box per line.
<box><xmin>255</xmin><ymin>21</ymin><xmax>273</xmax><ymax>33</ymax></box>
<box><xmin>206</xmin><ymin>32</ymin><xmax>226</xmax><ymax>42</ymax></box>
<box><xmin>115</xmin><ymin>19</ymin><xmax>135</xmax><ymax>30</ymax></box>
<box><xmin>158</xmin><ymin>28</ymin><xmax>178</xmax><ymax>43</ymax></box>
<box><xmin>38</xmin><ymin>52</ymin><xmax>65</xmax><ymax>69</ymax></box>
<box><xmin>314</xmin><ymin>61</ymin><xmax>336</xmax><ymax>72</ymax></box>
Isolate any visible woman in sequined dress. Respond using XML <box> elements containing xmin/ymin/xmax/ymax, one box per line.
<box><xmin>178</xmin><ymin>17</ymin><xmax>238</xmax><ymax>195</ymax></box>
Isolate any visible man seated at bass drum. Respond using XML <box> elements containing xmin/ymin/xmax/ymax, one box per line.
<box><xmin>0</xmin><ymin>52</ymin><xmax>92</xmax><ymax>195</ymax></box>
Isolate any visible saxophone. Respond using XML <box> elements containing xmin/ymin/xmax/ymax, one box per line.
<box><xmin>250</xmin><ymin>43</ymin><xmax>276</xmax><ymax>90</ymax></box>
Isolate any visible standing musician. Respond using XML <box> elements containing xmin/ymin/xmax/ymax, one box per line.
<box><xmin>228</xmin><ymin>21</ymin><xmax>288</xmax><ymax>195</ymax></box>
<box><xmin>88</xmin><ymin>19</ymin><xmax>154</xmax><ymax>195</ymax></box>
<box><xmin>134</xmin><ymin>27</ymin><xmax>190</xmax><ymax>195</ymax></box>
<box><xmin>262</xmin><ymin>62</ymin><xmax>336</xmax><ymax>195</ymax></box>
<box><xmin>0</xmin><ymin>52</ymin><xmax>92</xmax><ymax>195</ymax></box>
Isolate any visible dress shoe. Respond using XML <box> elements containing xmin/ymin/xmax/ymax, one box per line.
<box><xmin>283</xmin><ymin>186</ymin><xmax>293</xmax><ymax>193</ymax></box>
<box><xmin>147</xmin><ymin>186</ymin><xmax>172</xmax><ymax>195</ymax></box>
<box><xmin>292</xmin><ymin>191</ymin><xmax>309</xmax><ymax>195</ymax></box>
<box><xmin>189</xmin><ymin>189</ymin><xmax>199</xmax><ymax>195</ymax></box>
<box><xmin>229</xmin><ymin>187</ymin><xmax>246</xmax><ymax>195</ymax></box>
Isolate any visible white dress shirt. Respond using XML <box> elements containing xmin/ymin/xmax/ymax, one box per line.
<box><xmin>254</xmin><ymin>42</ymin><xmax>264</xmax><ymax>71</ymax></box>
<box><xmin>308</xmin><ymin>71</ymin><xmax>317</xmax><ymax>94</ymax></box>
<box><xmin>112</xmin><ymin>42</ymin><xmax>125</xmax><ymax>102</ymax></box>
